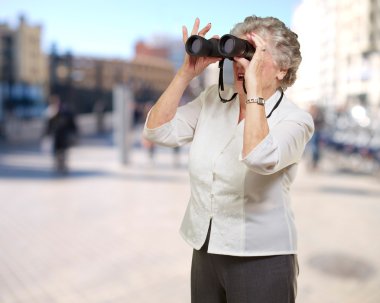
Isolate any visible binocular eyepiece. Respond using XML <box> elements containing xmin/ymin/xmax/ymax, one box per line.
<box><xmin>185</xmin><ymin>34</ymin><xmax>255</xmax><ymax>60</ymax></box>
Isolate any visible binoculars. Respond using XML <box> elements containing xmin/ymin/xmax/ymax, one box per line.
<box><xmin>185</xmin><ymin>34</ymin><xmax>255</xmax><ymax>60</ymax></box>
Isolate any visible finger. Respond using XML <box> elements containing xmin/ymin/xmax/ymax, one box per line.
<box><xmin>190</xmin><ymin>17</ymin><xmax>200</xmax><ymax>36</ymax></box>
<box><xmin>249</xmin><ymin>32</ymin><xmax>266</xmax><ymax>45</ymax></box>
<box><xmin>198</xmin><ymin>22</ymin><xmax>212</xmax><ymax>37</ymax></box>
<box><xmin>234</xmin><ymin>57</ymin><xmax>250</xmax><ymax>70</ymax></box>
<box><xmin>182</xmin><ymin>26</ymin><xmax>188</xmax><ymax>44</ymax></box>
<box><xmin>212</xmin><ymin>34</ymin><xmax>220</xmax><ymax>39</ymax></box>
<box><xmin>248</xmin><ymin>34</ymin><xmax>267</xmax><ymax>56</ymax></box>
<box><xmin>205</xmin><ymin>57</ymin><xmax>222</xmax><ymax>65</ymax></box>
<box><xmin>246</xmin><ymin>33</ymin><xmax>262</xmax><ymax>48</ymax></box>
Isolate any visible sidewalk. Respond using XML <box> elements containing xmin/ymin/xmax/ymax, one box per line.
<box><xmin>0</xmin><ymin>140</ymin><xmax>379</xmax><ymax>303</ymax></box>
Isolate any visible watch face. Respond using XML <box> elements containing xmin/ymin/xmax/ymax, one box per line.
<box><xmin>246</xmin><ymin>97</ymin><xmax>265</xmax><ymax>105</ymax></box>
<box><xmin>257</xmin><ymin>98</ymin><xmax>265</xmax><ymax>105</ymax></box>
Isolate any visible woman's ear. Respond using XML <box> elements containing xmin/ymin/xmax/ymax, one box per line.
<box><xmin>276</xmin><ymin>69</ymin><xmax>288</xmax><ymax>81</ymax></box>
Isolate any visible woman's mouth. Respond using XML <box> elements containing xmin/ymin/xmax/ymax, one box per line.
<box><xmin>237</xmin><ymin>73</ymin><xmax>245</xmax><ymax>81</ymax></box>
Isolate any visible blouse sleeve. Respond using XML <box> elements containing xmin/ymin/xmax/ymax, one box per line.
<box><xmin>239</xmin><ymin>110</ymin><xmax>315</xmax><ymax>175</ymax></box>
<box><xmin>142</xmin><ymin>90</ymin><xmax>206</xmax><ymax>148</ymax></box>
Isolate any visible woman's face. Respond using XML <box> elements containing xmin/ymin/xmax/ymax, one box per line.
<box><xmin>232</xmin><ymin>57</ymin><xmax>247</xmax><ymax>95</ymax></box>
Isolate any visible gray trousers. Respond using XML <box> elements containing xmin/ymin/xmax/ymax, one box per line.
<box><xmin>191</xmin><ymin>227</ymin><xmax>299</xmax><ymax>303</ymax></box>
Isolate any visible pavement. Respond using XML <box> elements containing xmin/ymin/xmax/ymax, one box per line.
<box><xmin>0</xmin><ymin>133</ymin><xmax>379</xmax><ymax>303</ymax></box>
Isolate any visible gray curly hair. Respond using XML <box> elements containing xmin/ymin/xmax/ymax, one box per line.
<box><xmin>230</xmin><ymin>15</ymin><xmax>301</xmax><ymax>89</ymax></box>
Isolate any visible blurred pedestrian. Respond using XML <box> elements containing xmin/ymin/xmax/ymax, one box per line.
<box><xmin>308</xmin><ymin>103</ymin><xmax>325</xmax><ymax>169</ymax></box>
<box><xmin>45</xmin><ymin>95</ymin><xmax>78</xmax><ymax>174</ymax></box>
<box><xmin>93</xmin><ymin>99</ymin><xmax>106</xmax><ymax>134</ymax></box>
<box><xmin>144</xmin><ymin>16</ymin><xmax>314</xmax><ymax>303</ymax></box>
<box><xmin>173</xmin><ymin>146</ymin><xmax>181</xmax><ymax>167</ymax></box>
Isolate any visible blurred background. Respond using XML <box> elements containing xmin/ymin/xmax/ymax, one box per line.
<box><xmin>0</xmin><ymin>0</ymin><xmax>379</xmax><ymax>302</ymax></box>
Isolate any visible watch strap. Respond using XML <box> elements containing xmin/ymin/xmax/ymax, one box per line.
<box><xmin>246</xmin><ymin>96</ymin><xmax>265</xmax><ymax>105</ymax></box>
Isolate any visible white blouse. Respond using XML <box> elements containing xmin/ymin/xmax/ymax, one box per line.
<box><xmin>143</xmin><ymin>84</ymin><xmax>314</xmax><ymax>256</ymax></box>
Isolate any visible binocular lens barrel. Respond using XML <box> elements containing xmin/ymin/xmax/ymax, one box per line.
<box><xmin>185</xmin><ymin>36</ymin><xmax>222</xmax><ymax>57</ymax></box>
<box><xmin>219</xmin><ymin>34</ymin><xmax>255</xmax><ymax>60</ymax></box>
<box><xmin>185</xmin><ymin>34</ymin><xmax>255</xmax><ymax>60</ymax></box>
<box><xmin>223</xmin><ymin>39</ymin><xmax>235</xmax><ymax>54</ymax></box>
<box><xmin>190</xmin><ymin>39</ymin><xmax>202</xmax><ymax>54</ymax></box>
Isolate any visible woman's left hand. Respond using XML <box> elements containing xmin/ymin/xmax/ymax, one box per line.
<box><xmin>234</xmin><ymin>33</ymin><xmax>275</xmax><ymax>96</ymax></box>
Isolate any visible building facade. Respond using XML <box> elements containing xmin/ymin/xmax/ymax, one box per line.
<box><xmin>289</xmin><ymin>0</ymin><xmax>380</xmax><ymax>110</ymax></box>
<box><xmin>0</xmin><ymin>15</ymin><xmax>48</xmax><ymax>119</ymax></box>
<box><xmin>49</xmin><ymin>45</ymin><xmax>175</xmax><ymax>113</ymax></box>
<box><xmin>13</xmin><ymin>16</ymin><xmax>48</xmax><ymax>86</ymax></box>
<box><xmin>129</xmin><ymin>55</ymin><xmax>174</xmax><ymax>93</ymax></box>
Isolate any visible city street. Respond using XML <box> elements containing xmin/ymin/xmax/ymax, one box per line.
<box><xmin>0</xmin><ymin>136</ymin><xmax>379</xmax><ymax>303</ymax></box>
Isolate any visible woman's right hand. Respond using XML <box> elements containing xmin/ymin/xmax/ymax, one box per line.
<box><xmin>178</xmin><ymin>18</ymin><xmax>221</xmax><ymax>81</ymax></box>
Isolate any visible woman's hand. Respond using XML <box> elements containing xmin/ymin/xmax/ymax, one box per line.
<box><xmin>178</xmin><ymin>18</ymin><xmax>221</xmax><ymax>82</ymax></box>
<box><xmin>234</xmin><ymin>33</ymin><xmax>279</xmax><ymax>98</ymax></box>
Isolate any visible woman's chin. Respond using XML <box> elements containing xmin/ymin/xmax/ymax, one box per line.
<box><xmin>233</xmin><ymin>81</ymin><xmax>245</xmax><ymax>95</ymax></box>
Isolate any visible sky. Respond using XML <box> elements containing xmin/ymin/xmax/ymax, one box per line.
<box><xmin>0</xmin><ymin>0</ymin><xmax>302</xmax><ymax>59</ymax></box>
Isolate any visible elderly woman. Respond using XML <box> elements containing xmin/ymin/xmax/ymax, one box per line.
<box><xmin>143</xmin><ymin>15</ymin><xmax>314</xmax><ymax>303</ymax></box>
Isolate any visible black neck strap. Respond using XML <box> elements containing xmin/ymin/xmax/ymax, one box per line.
<box><xmin>266</xmin><ymin>89</ymin><xmax>284</xmax><ymax>118</ymax></box>
<box><xmin>218</xmin><ymin>59</ymin><xmax>238</xmax><ymax>103</ymax></box>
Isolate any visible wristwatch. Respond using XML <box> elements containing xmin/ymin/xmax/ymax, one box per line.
<box><xmin>246</xmin><ymin>97</ymin><xmax>265</xmax><ymax>105</ymax></box>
